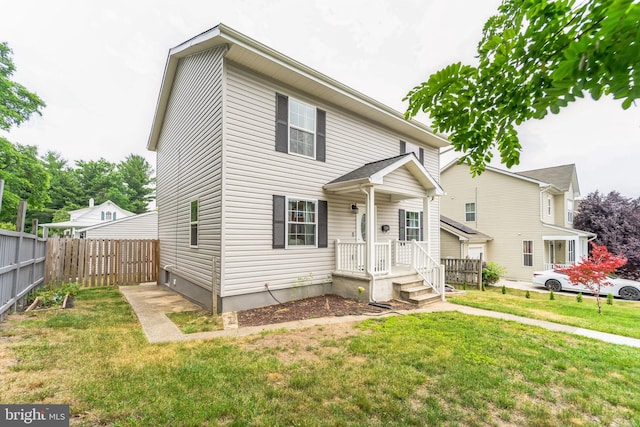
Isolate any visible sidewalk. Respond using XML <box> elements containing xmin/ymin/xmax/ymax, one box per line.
<box><xmin>119</xmin><ymin>284</ymin><xmax>640</xmax><ymax>348</ymax></box>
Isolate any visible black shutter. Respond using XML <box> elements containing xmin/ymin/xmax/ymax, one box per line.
<box><xmin>419</xmin><ymin>211</ymin><xmax>424</xmax><ymax>241</ymax></box>
<box><xmin>419</xmin><ymin>148</ymin><xmax>424</xmax><ymax>165</ymax></box>
<box><xmin>275</xmin><ymin>93</ymin><xmax>288</xmax><ymax>153</ymax></box>
<box><xmin>400</xmin><ymin>140</ymin><xmax>406</xmax><ymax>154</ymax></box>
<box><xmin>273</xmin><ymin>195</ymin><xmax>286</xmax><ymax>249</ymax></box>
<box><xmin>399</xmin><ymin>209</ymin><xmax>405</xmax><ymax>240</ymax></box>
<box><xmin>316</xmin><ymin>109</ymin><xmax>326</xmax><ymax>162</ymax></box>
<box><xmin>318</xmin><ymin>200</ymin><xmax>328</xmax><ymax>248</ymax></box>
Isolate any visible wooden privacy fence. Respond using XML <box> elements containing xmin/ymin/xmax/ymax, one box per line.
<box><xmin>45</xmin><ymin>238</ymin><xmax>159</xmax><ymax>286</ymax></box>
<box><xmin>441</xmin><ymin>257</ymin><xmax>483</xmax><ymax>288</ymax></box>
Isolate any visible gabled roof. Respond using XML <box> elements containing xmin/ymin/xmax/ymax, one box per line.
<box><xmin>70</xmin><ymin>200</ymin><xmax>134</xmax><ymax>219</ymax></box>
<box><xmin>442</xmin><ymin>158</ymin><xmax>580</xmax><ymax>196</ymax></box>
<box><xmin>440</xmin><ymin>215</ymin><xmax>493</xmax><ymax>242</ymax></box>
<box><xmin>516</xmin><ymin>164</ymin><xmax>580</xmax><ymax>195</ymax></box>
<box><xmin>324</xmin><ymin>153</ymin><xmax>445</xmax><ymax>196</ymax></box>
<box><xmin>147</xmin><ymin>23</ymin><xmax>450</xmax><ymax>152</ymax></box>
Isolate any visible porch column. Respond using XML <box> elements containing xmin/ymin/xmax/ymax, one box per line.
<box><xmin>422</xmin><ymin>196</ymin><xmax>431</xmax><ymax>255</ymax></box>
<box><xmin>365</xmin><ymin>185</ymin><xmax>376</xmax><ymax>274</ymax></box>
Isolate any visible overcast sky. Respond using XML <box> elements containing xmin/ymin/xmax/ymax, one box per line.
<box><xmin>1</xmin><ymin>0</ymin><xmax>638</xmax><ymax>198</ymax></box>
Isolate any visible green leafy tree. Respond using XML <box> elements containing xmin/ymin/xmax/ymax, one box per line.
<box><xmin>119</xmin><ymin>154</ymin><xmax>155</xmax><ymax>213</ymax></box>
<box><xmin>73</xmin><ymin>158</ymin><xmax>127</xmax><ymax>208</ymax></box>
<box><xmin>0</xmin><ymin>41</ymin><xmax>46</xmax><ymax>130</ymax></box>
<box><xmin>405</xmin><ymin>0</ymin><xmax>639</xmax><ymax>175</ymax></box>
<box><xmin>0</xmin><ymin>137</ymin><xmax>50</xmax><ymax>227</ymax></box>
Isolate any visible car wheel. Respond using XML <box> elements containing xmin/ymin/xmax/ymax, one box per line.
<box><xmin>619</xmin><ymin>286</ymin><xmax>640</xmax><ymax>301</ymax></box>
<box><xmin>545</xmin><ymin>279</ymin><xmax>562</xmax><ymax>292</ymax></box>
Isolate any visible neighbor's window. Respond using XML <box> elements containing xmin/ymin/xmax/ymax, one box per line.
<box><xmin>568</xmin><ymin>240</ymin><xmax>576</xmax><ymax>263</ymax></box>
<box><xmin>523</xmin><ymin>240</ymin><xmax>534</xmax><ymax>267</ymax></box>
<box><xmin>289</xmin><ymin>98</ymin><xmax>316</xmax><ymax>158</ymax></box>
<box><xmin>190</xmin><ymin>200</ymin><xmax>199</xmax><ymax>247</ymax></box>
<box><xmin>465</xmin><ymin>202</ymin><xmax>476</xmax><ymax>222</ymax></box>
<box><xmin>105</xmin><ymin>211</ymin><xmax>112</xmax><ymax>220</ymax></box>
<box><xmin>567</xmin><ymin>200</ymin><xmax>574</xmax><ymax>224</ymax></box>
<box><xmin>405</xmin><ymin>211</ymin><xmax>421</xmax><ymax>241</ymax></box>
<box><xmin>287</xmin><ymin>198</ymin><xmax>317</xmax><ymax>247</ymax></box>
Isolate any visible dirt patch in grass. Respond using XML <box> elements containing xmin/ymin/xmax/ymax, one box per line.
<box><xmin>236</xmin><ymin>294</ymin><xmax>416</xmax><ymax>327</ymax></box>
<box><xmin>239</xmin><ymin>322</ymin><xmax>362</xmax><ymax>363</ymax></box>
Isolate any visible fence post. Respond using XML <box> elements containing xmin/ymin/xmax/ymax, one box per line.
<box><xmin>11</xmin><ymin>201</ymin><xmax>27</xmax><ymax>312</ymax></box>
<box><xmin>477</xmin><ymin>254</ymin><xmax>483</xmax><ymax>288</ymax></box>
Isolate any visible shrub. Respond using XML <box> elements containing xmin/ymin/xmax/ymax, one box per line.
<box><xmin>577</xmin><ymin>292</ymin><xmax>583</xmax><ymax>303</ymax></box>
<box><xmin>607</xmin><ymin>293</ymin><xmax>614</xmax><ymax>305</ymax></box>
<box><xmin>501</xmin><ymin>285</ymin><xmax>507</xmax><ymax>294</ymax></box>
<box><xmin>525</xmin><ymin>291</ymin><xmax>531</xmax><ymax>299</ymax></box>
<box><xmin>482</xmin><ymin>262</ymin><xmax>506</xmax><ymax>286</ymax></box>
<box><xmin>550</xmin><ymin>290</ymin><xmax>555</xmax><ymax>301</ymax></box>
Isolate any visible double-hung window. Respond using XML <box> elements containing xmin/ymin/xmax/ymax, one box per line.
<box><xmin>190</xmin><ymin>200</ymin><xmax>199</xmax><ymax>247</ymax></box>
<box><xmin>287</xmin><ymin>198</ymin><xmax>317</xmax><ymax>247</ymax></box>
<box><xmin>523</xmin><ymin>240</ymin><xmax>533</xmax><ymax>267</ymax></box>
<box><xmin>289</xmin><ymin>99</ymin><xmax>316</xmax><ymax>158</ymax></box>
<box><xmin>405</xmin><ymin>211</ymin><xmax>421</xmax><ymax>241</ymax></box>
<box><xmin>273</xmin><ymin>195</ymin><xmax>328</xmax><ymax>249</ymax></box>
<box><xmin>465</xmin><ymin>202</ymin><xmax>476</xmax><ymax>222</ymax></box>
<box><xmin>275</xmin><ymin>93</ymin><xmax>326</xmax><ymax>161</ymax></box>
<box><xmin>567</xmin><ymin>200</ymin><xmax>574</xmax><ymax>224</ymax></box>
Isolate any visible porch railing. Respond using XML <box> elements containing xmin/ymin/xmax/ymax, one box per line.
<box><xmin>409</xmin><ymin>241</ymin><xmax>445</xmax><ymax>300</ymax></box>
<box><xmin>334</xmin><ymin>239</ymin><xmax>444</xmax><ymax>299</ymax></box>
<box><xmin>334</xmin><ymin>240</ymin><xmax>391</xmax><ymax>275</ymax></box>
<box><xmin>544</xmin><ymin>263</ymin><xmax>572</xmax><ymax>271</ymax></box>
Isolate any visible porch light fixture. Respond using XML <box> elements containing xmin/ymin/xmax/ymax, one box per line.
<box><xmin>350</xmin><ymin>204</ymin><xmax>359</xmax><ymax>214</ymax></box>
<box><xmin>381</xmin><ymin>224</ymin><xmax>390</xmax><ymax>233</ymax></box>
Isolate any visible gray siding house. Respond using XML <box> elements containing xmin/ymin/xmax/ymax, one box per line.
<box><xmin>147</xmin><ymin>24</ymin><xmax>449</xmax><ymax>313</ymax></box>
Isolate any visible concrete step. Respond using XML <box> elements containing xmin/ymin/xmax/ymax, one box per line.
<box><xmin>399</xmin><ymin>285</ymin><xmax>433</xmax><ymax>300</ymax></box>
<box><xmin>392</xmin><ymin>276</ymin><xmax>425</xmax><ymax>290</ymax></box>
<box><xmin>407</xmin><ymin>292</ymin><xmax>442</xmax><ymax>306</ymax></box>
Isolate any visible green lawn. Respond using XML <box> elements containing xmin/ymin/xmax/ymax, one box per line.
<box><xmin>449</xmin><ymin>287</ymin><xmax>640</xmax><ymax>339</ymax></box>
<box><xmin>0</xmin><ymin>287</ymin><xmax>638</xmax><ymax>426</ymax></box>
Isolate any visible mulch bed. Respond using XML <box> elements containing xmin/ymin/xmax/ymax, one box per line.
<box><xmin>236</xmin><ymin>294</ymin><xmax>417</xmax><ymax>327</ymax></box>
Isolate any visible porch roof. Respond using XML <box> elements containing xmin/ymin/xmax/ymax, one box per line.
<box><xmin>542</xmin><ymin>223</ymin><xmax>597</xmax><ymax>239</ymax></box>
<box><xmin>440</xmin><ymin>216</ymin><xmax>493</xmax><ymax>242</ymax></box>
<box><xmin>323</xmin><ymin>153</ymin><xmax>445</xmax><ymax>197</ymax></box>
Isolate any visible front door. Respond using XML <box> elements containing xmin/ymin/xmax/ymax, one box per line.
<box><xmin>356</xmin><ymin>206</ymin><xmax>367</xmax><ymax>243</ymax></box>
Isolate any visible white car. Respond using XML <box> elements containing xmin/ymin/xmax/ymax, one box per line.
<box><xmin>532</xmin><ymin>269</ymin><xmax>640</xmax><ymax>301</ymax></box>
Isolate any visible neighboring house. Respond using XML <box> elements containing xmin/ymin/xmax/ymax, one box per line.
<box><xmin>440</xmin><ymin>215</ymin><xmax>493</xmax><ymax>260</ymax></box>
<box><xmin>147</xmin><ymin>24</ymin><xmax>449</xmax><ymax>313</ymax></box>
<box><xmin>440</xmin><ymin>161</ymin><xmax>596</xmax><ymax>281</ymax></box>
<box><xmin>77</xmin><ymin>211</ymin><xmax>158</xmax><ymax>239</ymax></box>
<box><xmin>41</xmin><ymin>199</ymin><xmax>135</xmax><ymax>237</ymax></box>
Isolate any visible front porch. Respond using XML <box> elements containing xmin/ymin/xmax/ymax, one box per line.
<box><xmin>333</xmin><ymin>239</ymin><xmax>445</xmax><ymax>304</ymax></box>
<box><xmin>542</xmin><ymin>231</ymin><xmax>593</xmax><ymax>270</ymax></box>
<box><xmin>323</xmin><ymin>154</ymin><xmax>446</xmax><ymax>305</ymax></box>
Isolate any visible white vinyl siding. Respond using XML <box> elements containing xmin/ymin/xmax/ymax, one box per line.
<box><xmin>155</xmin><ymin>46</ymin><xmax>225</xmax><ymax>293</ymax></box>
<box><xmin>222</xmin><ymin>63</ymin><xmax>442</xmax><ymax>296</ymax></box>
<box><xmin>81</xmin><ymin>212</ymin><xmax>158</xmax><ymax>239</ymax></box>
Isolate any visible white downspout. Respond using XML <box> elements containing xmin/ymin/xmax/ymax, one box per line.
<box><xmin>360</xmin><ymin>185</ymin><xmax>376</xmax><ymax>302</ymax></box>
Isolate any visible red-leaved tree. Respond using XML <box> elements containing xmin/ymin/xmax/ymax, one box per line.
<box><xmin>557</xmin><ymin>243</ymin><xmax>627</xmax><ymax>314</ymax></box>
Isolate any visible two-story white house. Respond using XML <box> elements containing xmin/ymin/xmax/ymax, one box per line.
<box><xmin>147</xmin><ymin>24</ymin><xmax>449</xmax><ymax>313</ymax></box>
<box><xmin>440</xmin><ymin>160</ymin><xmax>596</xmax><ymax>281</ymax></box>
<box><xmin>41</xmin><ymin>199</ymin><xmax>135</xmax><ymax>237</ymax></box>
